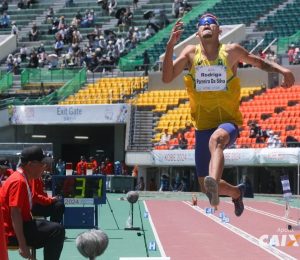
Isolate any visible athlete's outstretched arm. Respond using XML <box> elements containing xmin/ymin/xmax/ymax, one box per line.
<box><xmin>229</xmin><ymin>44</ymin><xmax>295</xmax><ymax>87</ymax></box>
<box><xmin>162</xmin><ymin>19</ymin><xmax>190</xmax><ymax>83</ymax></box>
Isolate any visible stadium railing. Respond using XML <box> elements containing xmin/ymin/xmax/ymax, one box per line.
<box><xmin>0</xmin><ymin>72</ymin><xmax>13</xmax><ymax>93</ymax></box>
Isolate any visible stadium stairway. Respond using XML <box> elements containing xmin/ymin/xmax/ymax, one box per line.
<box><xmin>128</xmin><ymin>107</ymin><xmax>154</xmax><ymax>151</ymax></box>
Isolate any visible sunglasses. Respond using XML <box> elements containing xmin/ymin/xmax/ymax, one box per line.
<box><xmin>198</xmin><ymin>17</ymin><xmax>219</xmax><ymax>27</ymax></box>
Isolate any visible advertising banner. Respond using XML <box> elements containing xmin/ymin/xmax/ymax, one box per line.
<box><xmin>9</xmin><ymin>104</ymin><xmax>130</xmax><ymax>125</ymax></box>
<box><xmin>150</xmin><ymin>148</ymin><xmax>300</xmax><ymax>166</ymax></box>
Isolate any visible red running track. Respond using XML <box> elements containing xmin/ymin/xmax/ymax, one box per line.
<box><xmin>145</xmin><ymin>199</ymin><xmax>300</xmax><ymax>260</ymax></box>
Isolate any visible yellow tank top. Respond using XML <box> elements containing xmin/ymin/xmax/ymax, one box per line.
<box><xmin>184</xmin><ymin>44</ymin><xmax>243</xmax><ymax>130</ymax></box>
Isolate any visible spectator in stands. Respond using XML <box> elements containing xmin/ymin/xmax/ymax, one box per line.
<box><xmin>98</xmin><ymin>0</ymin><xmax>109</xmax><ymax>15</ymax></box>
<box><xmin>0</xmin><ymin>11</ymin><xmax>10</xmax><ymax>28</ymax></box>
<box><xmin>265</xmin><ymin>50</ymin><xmax>277</xmax><ymax>63</ymax></box>
<box><xmin>249</xmin><ymin>122</ymin><xmax>261</xmax><ymax>138</ymax></box>
<box><xmin>132</xmin><ymin>0</ymin><xmax>138</xmax><ymax>9</ymax></box>
<box><xmin>136</xmin><ymin>176</ymin><xmax>145</xmax><ymax>191</ymax></box>
<box><xmin>45</xmin><ymin>7</ymin><xmax>54</xmax><ymax>24</ymax></box>
<box><xmin>0</xmin><ymin>146</ymin><xmax>65</xmax><ymax>260</ymax></box>
<box><xmin>20</xmin><ymin>45</ymin><xmax>28</xmax><ymax>62</ymax></box>
<box><xmin>55</xmin><ymin>159</ymin><xmax>66</xmax><ymax>175</ymax></box>
<box><xmin>0</xmin><ymin>0</ymin><xmax>8</xmax><ymax>14</ymax></box>
<box><xmin>28</xmin><ymin>51</ymin><xmax>39</xmax><ymax>68</ymax></box>
<box><xmin>267</xmin><ymin>134</ymin><xmax>282</xmax><ymax>148</ymax></box>
<box><xmin>162</xmin><ymin>13</ymin><xmax>294</xmax><ymax>215</ymax></box>
<box><xmin>54</xmin><ymin>39</ymin><xmax>64</xmax><ymax>56</ymax></box>
<box><xmin>157</xmin><ymin>9</ymin><xmax>169</xmax><ymax>29</ymax></box>
<box><xmin>133</xmin><ymin>26</ymin><xmax>142</xmax><ymax>42</ymax></box>
<box><xmin>12</xmin><ymin>54</ymin><xmax>21</xmax><ymax>74</ymax></box>
<box><xmin>17</xmin><ymin>0</ymin><xmax>26</xmax><ymax>9</ymax></box>
<box><xmin>6</xmin><ymin>53</ymin><xmax>14</xmax><ymax>72</ymax></box>
<box><xmin>29</xmin><ymin>23</ymin><xmax>39</xmax><ymax>41</ymax></box>
<box><xmin>181</xmin><ymin>0</ymin><xmax>192</xmax><ymax>13</ymax></box>
<box><xmin>144</xmin><ymin>24</ymin><xmax>156</xmax><ymax>39</ymax></box>
<box><xmin>172</xmin><ymin>0</ymin><xmax>181</xmax><ymax>18</ymax></box>
<box><xmin>87</xmin><ymin>24</ymin><xmax>102</xmax><ymax>42</ymax></box>
<box><xmin>183</xmin><ymin>121</ymin><xmax>192</xmax><ymax>134</ymax></box>
<box><xmin>286</xmin><ymin>135</ymin><xmax>300</xmax><ymax>147</ymax></box>
<box><xmin>171</xmin><ymin>128</ymin><xmax>178</xmax><ymax>139</ymax></box>
<box><xmin>65</xmin><ymin>0</ymin><xmax>74</xmax><ymax>7</ymax></box>
<box><xmin>11</xmin><ymin>21</ymin><xmax>18</xmax><ymax>38</ymax></box>
<box><xmin>108</xmin><ymin>0</ymin><xmax>117</xmax><ymax>16</ymax></box>
<box><xmin>159</xmin><ymin>128</ymin><xmax>171</xmax><ymax>145</ymax></box>
<box><xmin>255</xmin><ymin>134</ymin><xmax>264</xmax><ymax>144</ymax></box>
<box><xmin>74</xmin><ymin>10</ymin><xmax>83</xmax><ymax>27</ymax></box>
<box><xmin>76</xmin><ymin>156</ymin><xmax>87</xmax><ymax>175</ymax></box>
<box><xmin>178</xmin><ymin>132</ymin><xmax>188</xmax><ymax>149</ymax></box>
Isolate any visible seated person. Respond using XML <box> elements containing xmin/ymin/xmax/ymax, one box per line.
<box><xmin>0</xmin><ymin>146</ymin><xmax>65</xmax><ymax>260</ymax></box>
<box><xmin>29</xmin><ymin>23</ymin><xmax>39</xmax><ymax>41</ymax></box>
<box><xmin>0</xmin><ymin>11</ymin><xmax>10</xmax><ymax>28</ymax></box>
<box><xmin>0</xmin><ymin>1</ymin><xmax>8</xmax><ymax>14</ymax></box>
<box><xmin>0</xmin><ymin>159</ymin><xmax>13</xmax><ymax>182</ymax></box>
<box><xmin>158</xmin><ymin>128</ymin><xmax>170</xmax><ymax>145</ymax></box>
<box><xmin>29</xmin><ymin>158</ymin><xmax>65</xmax><ymax>223</ymax></box>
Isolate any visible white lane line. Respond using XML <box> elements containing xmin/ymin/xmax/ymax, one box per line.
<box><xmin>183</xmin><ymin>201</ymin><xmax>297</xmax><ymax>260</ymax></box>
<box><xmin>143</xmin><ymin>201</ymin><xmax>167</xmax><ymax>257</ymax></box>
<box><xmin>225</xmin><ymin>201</ymin><xmax>298</xmax><ymax>225</ymax></box>
<box><xmin>269</xmin><ymin>201</ymin><xmax>300</xmax><ymax>210</ymax></box>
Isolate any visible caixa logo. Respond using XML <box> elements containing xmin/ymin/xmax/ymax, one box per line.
<box><xmin>259</xmin><ymin>234</ymin><xmax>300</xmax><ymax>247</ymax></box>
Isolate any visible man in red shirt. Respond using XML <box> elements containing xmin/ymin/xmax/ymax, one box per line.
<box><xmin>29</xmin><ymin>157</ymin><xmax>65</xmax><ymax>223</ymax></box>
<box><xmin>76</xmin><ymin>156</ymin><xmax>87</xmax><ymax>175</ymax></box>
<box><xmin>0</xmin><ymin>202</ymin><xmax>8</xmax><ymax>260</ymax></box>
<box><xmin>103</xmin><ymin>157</ymin><xmax>113</xmax><ymax>175</ymax></box>
<box><xmin>89</xmin><ymin>156</ymin><xmax>98</xmax><ymax>174</ymax></box>
<box><xmin>0</xmin><ymin>146</ymin><xmax>65</xmax><ymax>260</ymax></box>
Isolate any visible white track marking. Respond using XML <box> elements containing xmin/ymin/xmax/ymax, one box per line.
<box><xmin>144</xmin><ymin>201</ymin><xmax>167</xmax><ymax>257</ymax></box>
<box><xmin>183</xmin><ymin>201</ymin><xmax>297</xmax><ymax>260</ymax></box>
<box><xmin>225</xmin><ymin>201</ymin><xmax>299</xmax><ymax>225</ymax></box>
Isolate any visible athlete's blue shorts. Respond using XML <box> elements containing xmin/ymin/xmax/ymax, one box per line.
<box><xmin>195</xmin><ymin>122</ymin><xmax>239</xmax><ymax>177</ymax></box>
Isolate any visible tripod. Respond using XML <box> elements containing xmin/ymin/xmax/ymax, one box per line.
<box><xmin>106</xmin><ymin>198</ymin><xmax>120</xmax><ymax>229</ymax></box>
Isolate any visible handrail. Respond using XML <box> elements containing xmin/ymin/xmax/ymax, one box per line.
<box><xmin>250</xmin><ymin>39</ymin><xmax>264</xmax><ymax>54</ymax></box>
<box><xmin>263</xmin><ymin>38</ymin><xmax>277</xmax><ymax>54</ymax></box>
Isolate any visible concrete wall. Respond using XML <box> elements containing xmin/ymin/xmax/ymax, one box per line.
<box><xmin>0</xmin><ymin>109</ymin><xmax>10</xmax><ymax>128</ymax></box>
<box><xmin>0</xmin><ymin>35</ymin><xmax>17</xmax><ymax>61</ymax></box>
